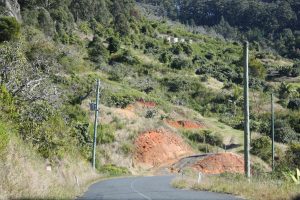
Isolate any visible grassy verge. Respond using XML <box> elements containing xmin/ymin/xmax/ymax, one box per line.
<box><xmin>0</xmin><ymin>134</ymin><xmax>100</xmax><ymax>200</ymax></box>
<box><xmin>172</xmin><ymin>173</ymin><xmax>300</xmax><ymax>200</ymax></box>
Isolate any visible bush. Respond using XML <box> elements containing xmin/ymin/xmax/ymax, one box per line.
<box><xmin>205</xmin><ymin>53</ymin><xmax>214</xmax><ymax>60</ymax></box>
<box><xmin>249</xmin><ymin>58</ymin><xmax>266</xmax><ymax>79</ymax></box>
<box><xmin>98</xmin><ymin>164</ymin><xmax>130</xmax><ymax>176</ymax></box>
<box><xmin>170</xmin><ymin>58</ymin><xmax>192</xmax><ymax>70</ymax></box>
<box><xmin>88</xmin><ymin>36</ymin><xmax>109</xmax><ymax>63</ymax></box>
<box><xmin>107</xmin><ymin>93</ymin><xmax>135</xmax><ymax>108</ymax></box>
<box><xmin>107</xmin><ymin>36</ymin><xmax>120</xmax><ymax>53</ymax></box>
<box><xmin>251</xmin><ymin>136</ymin><xmax>272</xmax><ymax>163</ymax></box>
<box><xmin>110</xmin><ymin>50</ymin><xmax>140</xmax><ymax>65</ymax></box>
<box><xmin>181</xmin><ymin>43</ymin><xmax>193</xmax><ymax>56</ymax></box>
<box><xmin>170</xmin><ymin>44</ymin><xmax>183</xmax><ymax>55</ymax></box>
<box><xmin>198</xmin><ymin>143</ymin><xmax>214</xmax><ymax>153</ymax></box>
<box><xmin>291</xmin><ymin>63</ymin><xmax>300</xmax><ymax>77</ymax></box>
<box><xmin>0</xmin><ymin>16</ymin><xmax>21</xmax><ymax>42</ymax></box>
<box><xmin>286</xmin><ymin>143</ymin><xmax>300</xmax><ymax>168</ymax></box>
<box><xmin>0</xmin><ymin>85</ymin><xmax>16</xmax><ymax>116</ymax></box>
<box><xmin>184</xmin><ymin>130</ymin><xmax>223</xmax><ymax>147</ymax></box>
<box><xmin>0</xmin><ymin>122</ymin><xmax>9</xmax><ymax>157</ymax></box>
<box><xmin>274</xmin><ymin>120</ymin><xmax>298</xmax><ymax>143</ymax></box>
<box><xmin>159</xmin><ymin>52</ymin><xmax>171</xmax><ymax>63</ymax></box>
<box><xmin>288</xmin><ymin>99</ymin><xmax>300</xmax><ymax>110</ymax></box>
<box><xmin>121</xmin><ymin>143</ymin><xmax>134</xmax><ymax>155</ymax></box>
<box><xmin>145</xmin><ymin>109</ymin><xmax>156</xmax><ymax>118</ymax></box>
<box><xmin>97</xmin><ymin>124</ymin><xmax>115</xmax><ymax>144</ymax></box>
<box><xmin>205</xmin><ymin>131</ymin><xmax>223</xmax><ymax>147</ymax></box>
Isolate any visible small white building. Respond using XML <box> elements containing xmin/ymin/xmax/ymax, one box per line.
<box><xmin>166</xmin><ymin>36</ymin><xmax>171</xmax><ymax>43</ymax></box>
<box><xmin>189</xmin><ymin>39</ymin><xmax>193</xmax><ymax>44</ymax></box>
<box><xmin>172</xmin><ymin>37</ymin><xmax>179</xmax><ymax>43</ymax></box>
<box><xmin>180</xmin><ymin>38</ymin><xmax>185</xmax><ymax>43</ymax></box>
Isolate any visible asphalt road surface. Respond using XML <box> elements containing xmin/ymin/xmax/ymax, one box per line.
<box><xmin>78</xmin><ymin>176</ymin><xmax>242</xmax><ymax>200</ymax></box>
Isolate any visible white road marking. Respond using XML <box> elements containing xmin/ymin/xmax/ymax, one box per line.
<box><xmin>130</xmin><ymin>178</ymin><xmax>152</xmax><ymax>200</ymax></box>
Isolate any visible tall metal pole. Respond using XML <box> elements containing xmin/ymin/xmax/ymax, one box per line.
<box><xmin>92</xmin><ymin>79</ymin><xmax>100</xmax><ymax>170</ymax></box>
<box><xmin>243</xmin><ymin>41</ymin><xmax>251</xmax><ymax>179</ymax></box>
<box><xmin>271</xmin><ymin>93</ymin><xmax>275</xmax><ymax>171</ymax></box>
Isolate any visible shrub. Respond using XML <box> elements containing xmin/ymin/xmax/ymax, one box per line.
<box><xmin>170</xmin><ymin>44</ymin><xmax>183</xmax><ymax>55</ymax></box>
<box><xmin>97</xmin><ymin>124</ymin><xmax>115</xmax><ymax>144</ymax></box>
<box><xmin>0</xmin><ymin>85</ymin><xmax>16</xmax><ymax>116</ymax></box>
<box><xmin>251</xmin><ymin>136</ymin><xmax>272</xmax><ymax>163</ymax></box>
<box><xmin>184</xmin><ymin>130</ymin><xmax>223</xmax><ymax>147</ymax></box>
<box><xmin>145</xmin><ymin>109</ymin><xmax>156</xmax><ymax>118</ymax></box>
<box><xmin>0</xmin><ymin>16</ymin><xmax>21</xmax><ymax>42</ymax></box>
<box><xmin>288</xmin><ymin>99</ymin><xmax>300</xmax><ymax>110</ymax></box>
<box><xmin>170</xmin><ymin>57</ymin><xmax>192</xmax><ymax>70</ymax></box>
<box><xmin>205</xmin><ymin>53</ymin><xmax>214</xmax><ymax>60</ymax></box>
<box><xmin>181</xmin><ymin>43</ymin><xmax>193</xmax><ymax>56</ymax></box>
<box><xmin>159</xmin><ymin>52</ymin><xmax>171</xmax><ymax>63</ymax></box>
<box><xmin>286</xmin><ymin>143</ymin><xmax>300</xmax><ymax>168</ymax></box>
<box><xmin>0</xmin><ymin>122</ymin><xmax>9</xmax><ymax>157</ymax></box>
<box><xmin>291</xmin><ymin>63</ymin><xmax>300</xmax><ymax>77</ymax></box>
<box><xmin>110</xmin><ymin>50</ymin><xmax>140</xmax><ymax>65</ymax></box>
<box><xmin>249</xmin><ymin>58</ymin><xmax>266</xmax><ymax>78</ymax></box>
<box><xmin>88</xmin><ymin>36</ymin><xmax>109</xmax><ymax>63</ymax></box>
<box><xmin>274</xmin><ymin>120</ymin><xmax>298</xmax><ymax>143</ymax></box>
<box><xmin>198</xmin><ymin>143</ymin><xmax>214</xmax><ymax>153</ymax></box>
<box><xmin>107</xmin><ymin>93</ymin><xmax>135</xmax><ymax>108</ymax></box>
<box><xmin>98</xmin><ymin>164</ymin><xmax>130</xmax><ymax>176</ymax></box>
<box><xmin>32</xmin><ymin>115</ymin><xmax>72</xmax><ymax>159</ymax></box>
<box><xmin>205</xmin><ymin>131</ymin><xmax>223</xmax><ymax>147</ymax></box>
<box><xmin>107</xmin><ymin>36</ymin><xmax>120</xmax><ymax>53</ymax></box>
<box><xmin>121</xmin><ymin>143</ymin><xmax>134</xmax><ymax>155</ymax></box>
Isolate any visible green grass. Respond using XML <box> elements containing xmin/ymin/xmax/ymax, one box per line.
<box><xmin>0</xmin><ymin>121</ymin><xmax>9</xmax><ymax>157</ymax></box>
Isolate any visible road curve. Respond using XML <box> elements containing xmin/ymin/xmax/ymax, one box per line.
<box><xmin>78</xmin><ymin>176</ymin><xmax>242</xmax><ymax>200</ymax></box>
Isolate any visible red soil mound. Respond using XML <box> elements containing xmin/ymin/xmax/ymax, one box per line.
<box><xmin>136</xmin><ymin>99</ymin><xmax>157</xmax><ymax>108</ymax></box>
<box><xmin>166</xmin><ymin>120</ymin><xmax>205</xmax><ymax>129</ymax></box>
<box><xmin>192</xmin><ymin>153</ymin><xmax>244</xmax><ymax>174</ymax></box>
<box><xmin>134</xmin><ymin>130</ymin><xmax>193</xmax><ymax>168</ymax></box>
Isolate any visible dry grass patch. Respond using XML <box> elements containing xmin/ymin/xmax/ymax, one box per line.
<box><xmin>172</xmin><ymin>173</ymin><xmax>300</xmax><ymax>200</ymax></box>
<box><xmin>0</xmin><ymin>136</ymin><xmax>99</xmax><ymax>200</ymax></box>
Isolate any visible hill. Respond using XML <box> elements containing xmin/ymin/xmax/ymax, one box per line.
<box><xmin>137</xmin><ymin>0</ymin><xmax>300</xmax><ymax>59</ymax></box>
<box><xmin>0</xmin><ymin>0</ymin><xmax>299</xmax><ymax>199</ymax></box>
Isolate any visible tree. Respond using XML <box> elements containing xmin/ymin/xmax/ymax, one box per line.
<box><xmin>88</xmin><ymin>36</ymin><xmax>109</xmax><ymax>63</ymax></box>
<box><xmin>107</xmin><ymin>36</ymin><xmax>120</xmax><ymax>54</ymax></box>
<box><xmin>110</xmin><ymin>0</ymin><xmax>134</xmax><ymax>35</ymax></box>
<box><xmin>0</xmin><ymin>17</ymin><xmax>20</xmax><ymax>42</ymax></box>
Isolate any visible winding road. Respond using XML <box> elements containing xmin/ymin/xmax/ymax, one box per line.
<box><xmin>78</xmin><ymin>176</ymin><xmax>242</xmax><ymax>200</ymax></box>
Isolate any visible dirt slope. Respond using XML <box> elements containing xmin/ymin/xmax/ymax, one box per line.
<box><xmin>134</xmin><ymin>129</ymin><xmax>193</xmax><ymax>168</ymax></box>
<box><xmin>192</xmin><ymin>153</ymin><xmax>244</xmax><ymax>174</ymax></box>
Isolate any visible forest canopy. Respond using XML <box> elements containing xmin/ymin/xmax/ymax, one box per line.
<box><xmin>137</xmin><ymin>0</ymin><xmax>300</xmax><ymax>59</ymax></box>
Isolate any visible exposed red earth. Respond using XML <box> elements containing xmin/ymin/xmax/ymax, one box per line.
<box><xmin>166</xmin><ymin>120</ymin><xmax>205</xmax><ymax>129</ymax></box>
<box><xmin>192</xmin><ymin>153</ymin><xmax>244</xmax><ymax>174</ymax></box>
<box><xmin>136</xmin><ymin>99</ymin><xmax>157</xmax><ymax>108</ymax></box>
<box><xmin>134</xmin><ymin>129</ymin><xmax>193</xmax><ymax>168</ymax></box>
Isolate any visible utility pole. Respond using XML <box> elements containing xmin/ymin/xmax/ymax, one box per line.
<box><xmin>92</xmin><ymin>79</ymin><xmax>100</xmax><ymax>170</ymax></box>
<box><xmin>271</xmin><ymin>93</ymin><xmax>275</xmax><ymax>171</ymax></box>
<box><xmin>243</xmin><ymin>41</ymin><xmax>251</xmax><ymax>179</ymax></box>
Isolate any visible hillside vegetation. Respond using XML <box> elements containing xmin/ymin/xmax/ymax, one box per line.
<box><xmin>0</xmin><ymin>0</ymin><xmax>299</xmax><ymax>199</ymax></box>
<box><xmin>137</xmin><ymin>0</ymin><xmax>300</xmax><ymax>59</ymax></box>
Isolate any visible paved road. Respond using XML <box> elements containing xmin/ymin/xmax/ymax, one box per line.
<box><xmin>78</xmin><ymin>176</ymin><xmax>242</xmax><ymax>200</ymax></box>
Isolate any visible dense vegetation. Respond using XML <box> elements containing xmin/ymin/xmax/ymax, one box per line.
<box><xmin>137</xmin><ymin>0</ymin><xmax>300</xmax><ymax>59</ymax></box>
